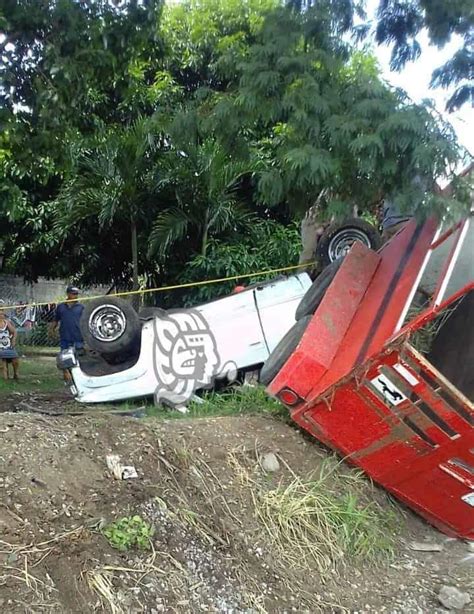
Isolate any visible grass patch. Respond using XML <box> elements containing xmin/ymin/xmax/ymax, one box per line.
<box><xmin>0</xmin><ymin>355</ymin><xmax>63</xmax><ymax>396</ymax></box>
<box><xmin>0</xmin><ymin>357</ymin><xmax>286</xmax><ymax>418</ymax></box>
<box><xmin>145</xmin><ymin>385</ymin><xmax>287</xmax><ymax>420</ymax></box>
<box><xmin>0</xmin><ymin>361</ymin><xmax>287</xmax><ymax>422</ymax></box>
<box><xmin>254</xmin><ymin>459</ymin><xmax>397</xmax><ymax>573</ymax></box>
<box><xmin>228</xmin><ymin>451</ymin><xmax>398</xmax><ymax>574</ymax></box>
<box><xmin>20</xmin><ymin>345</ymin><xmax>58</xmax><ymax>356</ymax></box>
<box><xmin>90</xmin><ymin>385</ymin><xmax>286</xmax><ymax>420</ymax></box>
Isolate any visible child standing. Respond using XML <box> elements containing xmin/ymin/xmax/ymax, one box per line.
<box><xmin>0</xmin><ymin>309</ymin><xmax>19</xmax><ymax>380</ymax></box>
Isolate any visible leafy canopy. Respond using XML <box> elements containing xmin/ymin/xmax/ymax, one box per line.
<box><xmin>0</xmin><ymin>0</ymin><xmax>471</xmax><ymax>298</ymax></box>
<box><xmin>204</xmin><ymin>6</ymin><xmax>467</xmax><ymax>220</ymax></box>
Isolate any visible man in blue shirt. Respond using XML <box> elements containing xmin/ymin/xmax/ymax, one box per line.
<box><xmin>54</xmin><ymin>286</ymin><xmax>85</xmax><ymax>353</ymax></box>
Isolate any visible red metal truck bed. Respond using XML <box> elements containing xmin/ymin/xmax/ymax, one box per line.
<box><xmin>267</xmin><ymin>216</ymin><xmax>474</xmax><ymax>539</ymax></box>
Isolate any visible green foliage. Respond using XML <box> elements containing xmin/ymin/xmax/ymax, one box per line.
<box><xmin>56</xmin><ymin>118</ymin><xmax>160</xmax><ymax>225</ymax></box>
<box><xmin>50</xmin><ymin>117</ymin><xmax>165</xmax><ymax>285</ymax></box>
<box><xmin>0</xmin><ymin>0</ymin><xmax>169</xmax><ymax>282</ymax></box>
<box><xmin>179</xmin><ymin>220</ymin><xmax>301</xmax><ymax>305</ymax></box>
<box><xmin>255</xmin><ymin>459</ymin><xmax>397</xmax><ymax>572</ymax></box>
<box><xmin>0</xmin><ymin>0</ymin><xmax>471</xmax><ymax>295</ymax></box>
<box><xmin>102</xmin><ymin>516</ymin><xmax>154</xmax><ymax>552</ymax></box>
<box><xmin>210</xmin><ymin>6</ymin><xmax>468</xmax><ymax>219</ymax></box>
<box><xmin>147</xmin><ymin>137</ymin><xmax>254</xmax><ymax>260</ymax></box>
<box><xmin>1</xmin><ymin>0</ymin><xmax>165</xmax><ymax>122</ymax></box>
<box><xmin>288</xmin><ymin>0</ymin><xmax>474</xmax><ymax>112</ymax></box>
<box><xmin>192</xmin><ymin>386</ymin><xmax>287</xmax><ymax>418</ymax></box>
<box><xmin>162</xmin><ymin>0</ymin><xmax>276</xmax><ymax>89</ymax></box>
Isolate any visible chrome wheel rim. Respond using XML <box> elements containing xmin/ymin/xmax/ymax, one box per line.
<box><xmin>328</xmin><ymin>228</ymin><xmax>371</xmax><ymax>261</ymax></box>
<box><xmin>89</xmin><ymin>304</ymin><xmax>126</xmax><ymax>343</ymax></box>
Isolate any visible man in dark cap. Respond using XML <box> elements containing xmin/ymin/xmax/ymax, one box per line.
<box><xmin>53</xmin><ymin>285</ymin><xmax>85</xmax><ymax>354</ymax></box>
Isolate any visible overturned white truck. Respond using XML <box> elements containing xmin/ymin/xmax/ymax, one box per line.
<box><xmin>57</xmin><ymin>273</ymin><xmax>312</xmax><ymax>404</ymax></box>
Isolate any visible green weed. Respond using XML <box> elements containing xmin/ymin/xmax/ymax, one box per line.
<box><xmin>102</xmin><ymin>516</ymin><xmax>154</xmax><ymax>552</ymax></box>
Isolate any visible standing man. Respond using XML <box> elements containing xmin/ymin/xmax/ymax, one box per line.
<box><xmin>53</xmin><ymin>286</ymin><xmax>85</xmax><ymax>355</ymax></box>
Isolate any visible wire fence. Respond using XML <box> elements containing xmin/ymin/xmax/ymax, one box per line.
<box><xmin>0</xmin><ymin>289</ymin><xmax>109</xmax><ymax>353</ymax></box>
<box><xmin>0</xmin><ymin>262</ymin><xmax>315</xmax><ymax>352</ymax></box>
<box><xmin>0</xmin><ymin>296</ymin><xmax>53</xmax><ymax>351</ymax></box>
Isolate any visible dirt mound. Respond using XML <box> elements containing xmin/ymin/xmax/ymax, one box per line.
<box><xmin>0</xmin><ymin>411</ymin><xmax>472</xmax><ymax>613</ymax></box>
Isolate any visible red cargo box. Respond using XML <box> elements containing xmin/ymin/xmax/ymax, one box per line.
<box><xmin>267</xmin><ymin>215</ymin><xmax>474</xmax><ymax>539</ymax></box>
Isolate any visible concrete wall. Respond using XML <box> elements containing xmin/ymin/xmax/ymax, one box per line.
<box><xmin>0</xmin><ymin>274</ymin><xmax>108</xmax><ymax>305</ymax></box>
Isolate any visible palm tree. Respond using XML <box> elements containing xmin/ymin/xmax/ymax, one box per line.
<box><xmin>148</xmin><ymin>138</ymin><xmax>254</xmax><ymax>259</ymax></box>
<box><xmin>55</xmin><ymin>117</ymin><xmax>161</xmax><ymax>292</ymax></box>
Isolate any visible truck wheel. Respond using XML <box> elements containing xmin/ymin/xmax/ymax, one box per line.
<box><xmin>80</xmin><ymin>297</ymin><xmax>141</xmax><ymax>362</ymax></box>
<box><xmin>260</xmin><ymin>316</ymin><xmax>311</xmax><ymax>386</ymax></box>
<box><xmin>295</xmin><ymin>258</ymin><xmax>343</xmax><ymax>320</ymax></box>
<box><xmin>316</xmin><ymin>218</ymin><xmax>381</xmax><ymax>267</ymax></box>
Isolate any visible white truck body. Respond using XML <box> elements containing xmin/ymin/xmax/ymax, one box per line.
<box><xmin>67</xmin><ymin>273</ymin><xmax>312</xmax><ymax>403</ymax></box>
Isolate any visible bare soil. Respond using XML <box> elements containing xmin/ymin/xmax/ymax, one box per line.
<box><xmin>0</xmin><ymin>400</ymin><xmax>472</xmax><ymax>613</ymax></box>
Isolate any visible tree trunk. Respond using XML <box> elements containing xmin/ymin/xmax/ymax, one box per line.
<box><xmin>298</xmin><ymin>191</ymin><xmax>327</xmax><ymax>271</ymax></box>
<box><xmin>201</xmin><ymin>208</ymin><xmax>210</xmax><ymax>257</ymax></box>
<box><xmin>131</xmin><ymin>218</ymin><xmax>140</xmax><ymax>310</ymax></box>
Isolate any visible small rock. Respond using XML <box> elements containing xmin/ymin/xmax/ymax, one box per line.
<box><xmin>261</xmin><ymin>452</ymin><xmax>280</xmax><ymax>472</ymax></box>
<box><xmin>438</xmin><ymin>585</ymin><xmax>471</xmax><ymax>610</ymax></box>
<box><xmin>467</xmin><ymin>542</ymin><xmax>474</xmax><ymax>553</ymax></box>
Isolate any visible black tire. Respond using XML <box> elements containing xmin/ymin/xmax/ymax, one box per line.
<box><xmin>316</xmin><ymin>217</ymin><xmax>381</xmax><ymax>267</ymax></box>
<box><xmin>80</xmin><ymin>296</ymin><xmax>141</xmax><ymax>362</ymax></box>
<box><xmin>139</xmin><ymin>306</ymin><xmax>167</xmax><ymax>320</ymax></box>
<box><xmin>295</xmin><ymin>258</ymin><xmax>343</xmax><ymax>320</ymax></box>
<box><xmin>260</xmin><ymin>315</ymin><xmax>311</xmax><ymax>386</ymax></box>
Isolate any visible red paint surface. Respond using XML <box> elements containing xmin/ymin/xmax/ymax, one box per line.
<box><xmin>268</xmin><ymin>217</ymin><xmax>474</xmax><ymax>540</ymax></box>
<box><xmin>269</xmin><ymin>242</ymin><xmax>380</xmax><ymax>399</ymax></box>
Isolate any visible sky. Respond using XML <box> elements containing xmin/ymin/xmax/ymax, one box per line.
<box><xmin>365</xmin><ymin>0</ymin><xmax>473</xmax><ymax>159</ymax></box>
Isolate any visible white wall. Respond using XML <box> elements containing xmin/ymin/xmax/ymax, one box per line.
<box><xmin>0</xmin><ymin>274</ymin><xmax>108</xmax><ymax>305</ymax></box>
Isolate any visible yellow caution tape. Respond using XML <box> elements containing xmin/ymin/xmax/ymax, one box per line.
<box><xmin>0</xmin><ymin>261</ymin><xmax>315</xmax><ymax>312</ymax></box>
